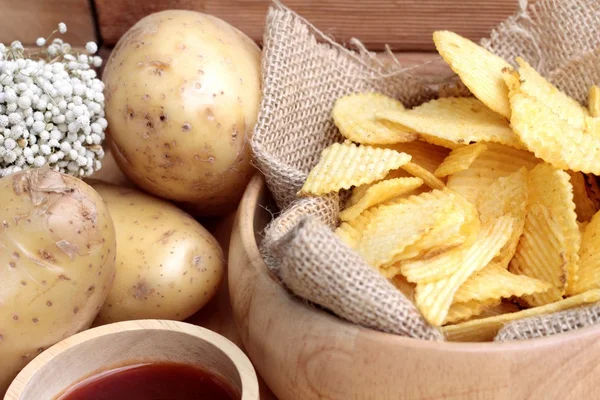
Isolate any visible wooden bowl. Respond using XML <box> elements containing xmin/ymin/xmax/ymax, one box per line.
<box><xmin>5</xmin><ymin>320</ymin><xmax>259</xmax><ymax>400</ymax></box>
<box><xmin>229</xmin><ymin>174</ymin><xmax>600</xmax><ymax>400</ymax></box>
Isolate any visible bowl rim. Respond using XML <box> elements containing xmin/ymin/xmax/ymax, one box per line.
<box><xmin>5</xmin><ymin>319</ymin><xmax>259</xmax><ymax>400</ymax></box>
<box><xmin>242</xmin><ymin>173</ymin><xmax>600</xmax><ymax>350</ymax></box>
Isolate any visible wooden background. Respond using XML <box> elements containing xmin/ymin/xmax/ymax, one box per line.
<box><xmin>0</xmin><ymin>0</ymin><xmax>520</xmax><ymax>68</ymax></box>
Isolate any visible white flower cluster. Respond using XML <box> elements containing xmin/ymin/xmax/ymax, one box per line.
<box><xmin>0</xmin><ymin>23</ymin><xmax>105</xmax><ymax>178</ymax></box>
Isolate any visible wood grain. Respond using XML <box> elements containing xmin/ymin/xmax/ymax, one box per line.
<box><xmin>0</xmin><ymin>0</ymin><xmax>96</xmax><ymax>46</ymax></box>
<box><xmin>95</xmin><ymin>0</ymin><xmax>518</xmax><ymax>51</ymax></box>
<box><xmin>228</xmin><ymin>174</ymin><xmax>600</xmax><ymax>400</ymax></box>
<box><xmin>5</xmin><ymin>320</ymin><xmax>259</xmax><ymax>400</ymax></box>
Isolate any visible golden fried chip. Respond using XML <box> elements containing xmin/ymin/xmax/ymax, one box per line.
<box><xmin>589</xmin><ymin>85</ymin><xmax>600</xmax><ymax>118</ymax></box>
<box><xmin>340</xmin><ymin>177</ymin><xmax>423</xmax><ymax>222</ymax></box>
<box><xmin>447</xmin><ymin>142</ymin><xmax>539</xmax><ymax>205</ymax></box>
<box><xmin>401</xmin><ymin>162</ymin><xmax>445</xmax><ymax>190</ymax></box>
<box><xmin>418</xmin><ymin>134</ymin><xmax>464</xmax><ymax>150</ymax></box>
<box><xmin>569</xmin><ymin>171</ymin><xmax>598</xmax><ymax>222</ymax></box>
<box><xmin>403</xmin><ymin>216</ymin><xmax>510</xmax><ymax>284</ymax></box>
<box><xmin>377</xmin><ymin>97</ymin><xmax>523</xmax><ymax>149</ymax></box>
<box><xmin>516</xmin><ymin>57</ymin><xmax>588</xmax><ymax>129</ymax></box>
<box><xmin>335</xmin><ymin>222</ymin><xmax>361</xmax><ymax>248</ymax></box>
<box><xmin>509</xmin><ymin>91</ymin><xmax>600</xmax><ymax>174</ymax></box>
<box><xmin>299</xmin><ymin>142</ymin><xmax>412</xmax><ymax>196</ymax></box>
<box><xmin>570</xmin><ymin>211</ymin><xmax>600</xmax><ymax>295</ymax></box>
<box><xmin>476</xmin><ymin>168</ymin><xmax>529</xmax><ymax>267</ymax></box>
<box><xmin>445</xmin><ymin>298</ymin><xmax>501</xmax><ymax>324</ymax></box>
<box><xmin>413</xmin><ymin>216</ymin><xmax>513</xmax><ymax>326</ymax></box>
<box><xmin>477</xmin><ymin>301</ymin><xmax>521</xmax><ymax>318</ymax></box>
<box><xmin>433</xmin><ymin>30</ymin><xmax>512</xmax><ymax>118</ymax></box>
<box><xmin>392</xmin><ymin>275</ymin><xmax>415</xmax><ymax>301</ymax></box>
<box><xmin>453</xmin><ymin>263</ymin><xmax>551</xmax><ymax>304</ymax></box>
<box><xmin>510</xmin><ymin>163</ymin><xmax>580</xmax><ymax>303</ymax></box>
<box><xmin>379</xmin><ymin>140</ymin><xmax>450</xmax><ymax>173</ymax></box>
<box><xmin>443</xmin><ymin>289</ymin><xmax>600</xmax><ymax>342</ymax></box>
<box><xmin>331</xmin><ymin>93</ymin><xmax>416</xmax><ymax>144</ymax></box>
<box><xmin>356</xmin><ymin>190</ymin><xmax>454</xmax><ymax>268</ymax></box>
<box><xmin>434</xmin><ymin>143</ymin><xmax>487</xmax><ymax>178</ymax></box>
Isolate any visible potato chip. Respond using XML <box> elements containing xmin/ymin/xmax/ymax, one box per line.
<box><xmin>401</xmin><ymin>162</ymin><xmax>445</xmax><ymax>190</ymax></box>
<box><xmin>501</xmin><ymin>68</ymin><xmax>520</xmax><ymax>93</ymax></box>
<box><xmin>445</xmin><ymin>298</ymin><xmax>501</xmax><ymax>324</ymax></box>
<box><xmin>392</xmin><ymin>275</ymin><xmax>415</xmax><ymax>301</ymax></box>
<box><xmin>570</xmin><ymin>211</ymin><xmax>600</xmax><ymax>295</ymax></box>
<box><xmin>475</xmin><ymin>168</ymin><xmax>528</xmax><ymax>267</ymax></box>
<box><xmin>413</xmin><ymin>216</ymin><xmax>513</xmax><ymax>326</ymax></box>
<box><xmin>434</xmin><ymin>143</ymin><xmax>487</xmax><ymax>178</ymax></box>
<box><xmin>432</xmin><ymin>30</ymin><xmax>512</xmax><ymax>118</ymax></box>
<box><xmin>589</xmin><ymin>85</ymin><xmax>600</xmax><ymax>118</ymax></box>
<box><xmin>447</xmin><ymin>142</ymin><xmax>539</xmax><ymax>205</ymax></box>
<box><xmin>569</xmin><ymin>171</ymin><xmax>598</xmax><ymax>222</ymax></box>
<box><xmin>376</xmin><ymin>97</ymin><xmax>523</xmax><ymax>149</ymax></box>
<box><xmin>335</xmin><ymin>222</ymin><xmax>361</xmax><ymax>248</ymax></box>
<box><xmin>418</xmin><ymin>133</ymin><xmax>464</xmax><ymax>150</ymax></box>
<box><xmin>515</xmin><ymin>57</ymin><xmax>588</xmax><ymax>129</ymax></box>
<box><xmin>378</xmin><ymin>140</ymin><xmax>450</xmax><ymax>173</ymax></box>
<box><xmin>339</xmin><ymin>177</ymin><xmax>423</xmax><ymax>222</ymax></box>
<box><xmin>443</xmin><ymin>289</ymin><xmax>600</xmax><ymax>342</ymax></box>
<box><xmin>331</xmin><ymin>93</ymin><xmax>416</xmax><ymax>144</ymax></box>
<box><xmin>477</xmin><ymin>301</ymin><xmax>521</xmax><ymax>318</ymax></box>
<box><xmin>299</xmin><ymin>142</ymin><xmax>412</xmax><ymax>196</ymax></box>
<box><xmin>453</xmin><ymin>263</ymin><xmax>551</xmax><ymax>304</ymax></box>
<box><xmin>510</xmin><ymin>163</ymin><xmax>580</xmax><ymax>303</ymax></box>
<box><xmin>357</xmin><ymin>190</ymin><xmax>454</xmax><ymax>268</ymax></box>
<box><xmin>586</xmin><ymin>174</ymin><xmax>600</xmax><ymax>209</ymax></box>
<box><xmin>509</xmin><ymin>91</ymin><xmax>600</xmax><ymax>174</ymax></box>
<box><xmin>403</xmin><ymin>216</ymin><xmax>511</xmax><ymax>285</ymax></box>
<box><xmin>389</xmin><ymin>193</ymin><xmax>479</xmax><ymax>264</ymax></box>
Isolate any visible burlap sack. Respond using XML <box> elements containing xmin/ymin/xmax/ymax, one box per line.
<box><xmin>251</xmin><ymin>0</ymin><xmax>600</xmax><ymax>342</ymax></box>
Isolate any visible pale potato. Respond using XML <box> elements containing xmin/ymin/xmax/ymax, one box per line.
<box><xmin>91</xmin><ymin>182</ymin><xmax>225</xmax><ymax>325</ymax></box>
<box><xmin>0</xmin><ymin>168</ymin><xmax>116</xmax><ymax>393</ymax></box>
<box><xmin>102</xmin><ymin>10</ymin><xmax>261</xmax><ymax>216</ymax></box>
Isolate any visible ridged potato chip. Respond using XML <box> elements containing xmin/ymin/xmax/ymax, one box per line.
<box><xmin>432</xmin><ymin>30</ymin><xmax>512</xmax><ymax>118</ymax></box>
<box><xmin>570</xmin><ymin>211</ymin><xmax>600</xmax><ymax>295</ymax></box>
<box><xmin>569</xmin><ymin>171</ymin><xmax>598</xmax><ymax>222</ymax></box>
<box><xmin>379</xmin><ymin>140</ymin><xmax>450</xmax><ymax>173</ymax></box>
<box><xmin>418</xmin><ymin>133</ymin><xmax>464</xmax><ymax>150</ymax></box>
<box><xmin>477</xmin><ymin>301</ymin><xmax>521</xmax><ymax>318</ymax></box>
<box><xmin>401</xmin><ymin>162</ymin><xmax>445</xmax><ymax>190</ymax></box>
<box><xmin>403</xmin><ymin>216</ymin><xmax>511</xmax><ymax>285</ymax></box>
<box><xmin>509</xmin><ymin>91</ymin><xmax>600</xmax><ymax>174</ymax></box>
<box><xmin>447</xmin><ymin>142</ymin><xmax>539</xmax><ymax>205</ymax></box>
<box><xmin>516</xmin><ymin>57</ymin><xmax>588</xmax><ymax>129</ymax></box>
<box><xmin>453</xmin><ymin>263</ymin><xmax>551</xmax><ymax>304</ymax></box>
<box><xmin>443</xmin><ymin>289</ymin><xmax>600</xmax><ymax>342</ymax></box>
<box><xmin>476</xmin><ymin>168</ymin><xmax>529</xmax><ymax>267</ymax></box>
<box><xmin>332</xmin><ymin>93</ymin><xmax>417</xmax><ymax>144</ymax></box>
<box><xmin>339</xmin><ymin>177</ymin><xmax>423</xmax><ymax>222</ymax></box>
<box><xmin>357</xmin><ymin>190</ymin><xmax>454</xmax><ymax>268</ymax></box>
<box><xmin>510</xmin><ymin>163</ymin><xmax>580</xmax><ymax>303</ymax></box>
<box><xmin>445</xmin><ymin>298</ymin><xmax>501</xmax><ymax>324</ymax></box>
<box><xmin>377</xmin><ymin>97</ymin><xmax>523</xmax><ymax>149</ymax></box>
<box><xmin>392</xmin><ymin>275</ymin><xmax>416</xmax><ymax>301</ymax></box>
<box><xmin>589</xmin><ymin>85</ymin><xmax>600</xmax><ymax>118</ymax></box>
<box><xmin>434</xmin><ymin>143</ymin><xmax>487</xmax><ymax>178</ymax></box>
<box><xmin>413</xmin><ymin>216</ymin><xmax>513</xmax><ymax>326</ymax></box>
<box><xmin>299</xmin><ymin>142</ymin><xmax>412</xmax><ymax>196</ymax></box>
<box><xmin>335</xmin><ymin>222</ymin><xmax>361</xmax><ymax>248</ymax></box>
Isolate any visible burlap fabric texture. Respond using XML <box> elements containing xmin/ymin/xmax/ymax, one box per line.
<box><xmin>251</xmin><ymin>0</ymin><xmax>600</xmax><ymax>341</ymax></box>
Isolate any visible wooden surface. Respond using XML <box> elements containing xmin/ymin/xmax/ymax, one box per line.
<box><xmin>227</xmin><ymin>174</ymin><xmax>600</xmax><ymax>400</ymax></box>
<box><xmin>0</xmin><ymin>0</ymin><xmax>96</xmax><ymax>45</ymax></box>
<box><xmin>94</xmin><ymin>0</ymin><xmax>518</xmax><ymax>51</ymax></box>
<box><xmin>5</xmin><ymin>320</ymin><xmax>259</xmax><ymax>400</ymax></box>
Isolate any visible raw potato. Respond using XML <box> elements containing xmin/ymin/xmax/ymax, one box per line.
<box><xmin>103</xmin><ymin>10</ymin><xmax>261</xmax><ymax>216</ymax></box>
<box><xmin>91</xmin><ymin>182</ymin><xmax>225</xmax><ymax>325</ymax></box>
<box><xmin>0</xmin><ymin>168</ymin><xmax>116</xmax><ymax>393</ymax></box>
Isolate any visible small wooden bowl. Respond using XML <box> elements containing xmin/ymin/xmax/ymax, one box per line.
<box><xmin>229</xmin><ymin>174</ymin><xmax>600</xmax><ymax>400</ymax></box>
<box><xmin>5</xmin><ymin>320</ymin><xmax>259</xmax><ymax>400</ymax></box>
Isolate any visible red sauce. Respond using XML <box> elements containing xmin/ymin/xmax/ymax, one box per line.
<box><xmin>56</xmin><ymin>362</ymin><xmax>239</xmax><ymax>400</ymax></box>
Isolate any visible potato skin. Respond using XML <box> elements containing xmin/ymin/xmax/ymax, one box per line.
<box><xmin>102</xmin><ymin>10</ymin><xmax>261</xmax><ymax>216</ymax></box>
<box><xmin>0</xmin><ymin>168</ymin><xmax>116</xmax><ymax>393</ymax></box>
<box><xmin>91</xmin><ymin>182</ymin><xmax>225</xmax><ymax>325</ymax></box>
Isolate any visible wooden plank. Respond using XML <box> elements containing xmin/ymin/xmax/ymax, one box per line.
<box><xmin>0</xmin><ymin>0</ymin><xmax>96</xmax><ymax>46</ymax></box>
<box><xmin>95</xmin><ymin>0</ymin><xmax>518</xmax><ymax>51</ymax></box>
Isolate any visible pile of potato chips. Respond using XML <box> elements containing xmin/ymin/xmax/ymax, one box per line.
<box><xmin>298</xmin><ymin>30</ymin><xmax>600</xmax><ymax>341</ymax></box>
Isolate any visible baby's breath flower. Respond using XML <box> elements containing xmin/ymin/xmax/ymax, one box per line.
<box><xmin>36</xmin><ymin>37</ymin><xmax>46</xmax><ymax>47</ymax></box>
<box><xmin>85</xmin><ymin>42</ymin><xmax>98</xmax><ymax>54</ymax></box>
<box><xmin>58</xmin><ymin>23</ymin><xmax>67</xmax><ymax>34</ymax></box>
